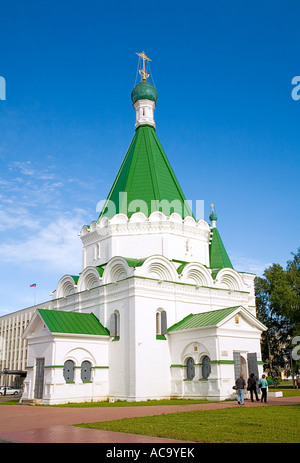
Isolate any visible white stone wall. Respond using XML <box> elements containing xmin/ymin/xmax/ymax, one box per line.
<box><xmin>168</xmin><ymin>311</ymin><xmax>265</xmax><ymax>401</ymax></box>
<box><xmin>80</xmin><ymin>213</ymin><xmax>211</xmax><ymax>270</ymax></box>
<box><xmin>21</xmin><ymin>314</ymin><xmax>109</xmax><ymax>404</ymax></box>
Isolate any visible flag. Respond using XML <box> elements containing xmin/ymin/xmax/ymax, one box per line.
<box><xmin>30</xmin><ymin>284</ymin><xmax>36</xmax><ymax>287</ymax></box>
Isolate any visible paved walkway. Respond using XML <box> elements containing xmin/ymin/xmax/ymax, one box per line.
<box><xmin>0</xmin><ymin>396</ymin><xmax>299</xmax><ymax>443</ymax></box>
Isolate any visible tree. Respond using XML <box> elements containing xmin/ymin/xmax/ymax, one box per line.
<box><xmin>255</xmin><ymin>248</ymin><xmax>300</xmax><ymax>377</ymax></box>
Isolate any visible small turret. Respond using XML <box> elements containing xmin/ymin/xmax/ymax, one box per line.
<box><xmin>209</xmin><ymin>203</ymin><xmax>218</xmax><ymax>228</ymax></box>
<box><xmin>131</xmin><ymin>51</ymin><xmax>158</xmax><ymax>129</ymax></box>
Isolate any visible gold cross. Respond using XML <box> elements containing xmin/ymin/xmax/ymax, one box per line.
<box><xmin>210</xmin><ymin>203</ymin><xmax>214</xmax><ymax>213</ymax></box>
<box><xmin>136</xmin><ymin>51</ymin><xmax>151</xmax><ymax>82</ymax></box>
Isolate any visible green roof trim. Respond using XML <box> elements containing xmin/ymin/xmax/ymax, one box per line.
<box><xmin>168</xmin><ymin>307</ymin><xmax>240</xmax><ymax>332</ymax></box>
<box><xmin>96</xmin><ymin>266</ymin><xmax>105</xmax><ymax>277</ymax></box>
<box><xmin>124</xmin><ymin>257</ymin><xmax>147</xmax><ymax>268</ymax></box>
<box><xmin>98</xmin><ymin>125</ymin><xmax>193</xmax><ymax>220</ymax></box>
<box><xmin>70</xmin><ymin>275</ymin><xmax>79</xmax><ymax>284</ymax></box>
<box><xmin>176</xmin><ymin>262</ymin><xmax>189</xmax><ymax>274</ymax></box>
<box><xmin>209</xmin><ymin>228</ymin><xmax>233</xmax><ymax>270</ymax></box>
<box><xmin>37</xmin><ymin>309</ymin><xmax>110</xmax><ymax>336</ymax></box>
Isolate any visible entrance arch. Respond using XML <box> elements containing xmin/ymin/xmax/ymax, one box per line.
<box><xmin>241</xmin><ymin>355</ymin><xmax>247</xmax><ymax>379</ymax></box>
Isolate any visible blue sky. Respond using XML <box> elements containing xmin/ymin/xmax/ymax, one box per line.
<box><xmin>0</xmin><ymin>0</ymin><xmax>299</xmax><ymax>315</ymax></box>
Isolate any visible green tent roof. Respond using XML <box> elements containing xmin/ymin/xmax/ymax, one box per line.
<box><xmin>209</xmin><ymin>227</ymin><xmax>233</xmax><ymax>270</ymax></box>
<box><xmin>38</xmin><ymin>309</ymin><xmax>110</xmax><ymax>336</ymax></box>
<box><xmin>168</xmin><ymin>306</ymin><xmax>240</xmax><ymax>332</ymax></box>
<box><xmin>98</xmin><ymin>125</ymin><xmax>193</xmax><ymax>220</ymax></box>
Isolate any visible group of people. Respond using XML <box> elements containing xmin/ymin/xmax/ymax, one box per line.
<box><xmin>234</xmin><ymin>373</ymin><xmax>268</xmax><ymax>405</ymax></box>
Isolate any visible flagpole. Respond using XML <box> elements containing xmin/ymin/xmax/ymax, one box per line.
<box><xmin>30</xmin><ymin>284</ymin><xmax>37</xmax><ymax>306</ymax></box>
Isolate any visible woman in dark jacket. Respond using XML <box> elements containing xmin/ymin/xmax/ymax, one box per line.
<box><xmin>247</xmin><ymin>373</ymin><xmax>259</xmax><ymax>402</ymax></box>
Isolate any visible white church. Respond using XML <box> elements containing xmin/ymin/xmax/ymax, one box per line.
<box><xmin>20</xmin><ymin>53</ymin><xmax>267</xmax><ymax>405</ymax></box>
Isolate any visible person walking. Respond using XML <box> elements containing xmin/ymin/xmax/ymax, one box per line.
<box><xmin>235</xmin><ymin>373</ymin><xmax>246</xmax><ymax>405</ymax></box>
<box><xmin>259</xmin><ymin>374</ymin><xmax>268</xmax><ymax>403</ymax></box>
<box><xmin>247</xmin><ymin>372</ymin><xmax>259</xmax><ymax>402</ymax></box>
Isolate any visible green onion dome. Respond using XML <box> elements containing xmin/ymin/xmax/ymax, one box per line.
<box><xmin>131</xmin><ymin>82</ymin><xmax>158</xmax><ymax>105</ymax></box>
<box><xmin>209</xmin><ymin>212</ymin><xmax>218</xmax><ymax>222</ymax></box>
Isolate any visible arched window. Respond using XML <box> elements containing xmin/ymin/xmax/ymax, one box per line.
<box><xmin>186</xmin><ymin>357</ymin><xmax>195</xmax><ymax>380</ymax></box>
<box><xmin>202</xmin><ymin>356</ymin><xmax>211</xmax><ymax>379</ymax></box>
<box><xmin>81</xmin><ymin>361</ymin><xmax>92</xmax><ymax>382</ymax></box>
<box><xmin>63</xmin><ymin>360</ymin><xmax>75</xmax><ymax>382</ymax></box>
<box><xmin>110</xmin><ymin>311</ymin><xmax>120</xmax><ymax>339</ymax></box>
<box><xmin>93</xmin><ymin>243</ymin><xmax>101</xmax><ymax>261</ymax></box>
<box><xmin>156</xmin><ymin>312</ymin><xmax>160</xmax><ymax>334</ymax></box>
<box><xmin>156</xmin><ymin>310</ymin><xmax>167</xmax><ymax>336</ymax></box>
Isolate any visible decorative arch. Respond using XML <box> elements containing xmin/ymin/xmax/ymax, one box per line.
<box><xmin>80</xmin><ymin>225</ymin><xmax>90</xmax><ymax>236</ymax></box>
<box><xmin>182</xmin><ymin>342</ymin><xmax>210</xmax><ymax>365</ymax></box>
<box><xmin>63</xmin><ymin>347</ymin><xmax>96</xmax><ymax>366</ymax></box>
<box><xmin>110</xmin><ymin>213</ymin><xmax>129</xmax><ymax>225</ymax></box>
<box><xmin>102</xmin><ymin>257</ymin><xmax>133</xmax><ymax>285</ymax></box>
<box><xmin>97</xmin><ymin>216</ymin><xmax>110</xmax><ymax>228</ymax></box>
<box><xmin>89</xmin><ymin>221</ymin><xmax>97</xmax><ymax>232</ymax></box>
<box><xmin>196</xmin><ymin>219</ymin><xmax>211</xmax><ymax>232</ymax></box>
<box><xmin>183</xmin><ymin>216</ymin><xmax>196</xmax><ymax>226</ymax></box>
<box><xmin>169</xmin><ymin>212</ymin><xmax>183</xmax><ymax>223</ymax></box>
<box><xmin>136</xmin><ymin>255</ymin><xmax>178</xmax><ymax>282</ymax></box>
<box><xmin>129</xmin><ymin>212</ymin><xmax>148</xmax><ymax>223</ymax></box>
<box><xmin>148</xmin><ymin>211</ymin><xmax>167</xmax><ymax>222</ymax></box>
<box><xmin>216</xmin><ymin>268</ymin><xmax>245</xmax><ymax>292</ymax></box>
<box><xmin>56</xmin><ymin>275</ymin><xmax>78</xmax><ymax>299</ymax></box>
<box><xmin>180</xmin><ymin>263</ymin><xmax>213</xmax><ymax>287</ymax></box>
<box><xmin>77</xmin><ymin>266</ymin><xmax>102</xmax><ymax>292</ymax></box>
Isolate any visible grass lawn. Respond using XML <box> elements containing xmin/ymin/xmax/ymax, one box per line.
<box><xmin>77</xmin><ymin>404</ymin><xmax>300</xmax><ymax>443</ymax></box>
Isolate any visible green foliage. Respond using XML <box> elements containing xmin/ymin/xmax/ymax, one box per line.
<box><xmin>255</xmin><ymin>247</ymin><xmax>300</xmax><ymax>377</ymax></box>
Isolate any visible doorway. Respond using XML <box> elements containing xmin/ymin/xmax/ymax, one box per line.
<box><xmin>240</xmin><ymin>355</ymin><xmax>247</xmax><ymax>379</ymax></box>
<box><xmin>233</xmin><ymin>351</ymin><xmax>248</xmax><ymax>380</ymax></box>
<box><xmin>34</xmin><ymin>358</ymin><xmax>44</xmax><ymax>399</ymax></box>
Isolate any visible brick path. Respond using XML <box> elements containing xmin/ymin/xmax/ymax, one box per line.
<box><xmin>0</xmin><ymin>396</ymin><xmax>299</xmax><ymax>443</ymax></box>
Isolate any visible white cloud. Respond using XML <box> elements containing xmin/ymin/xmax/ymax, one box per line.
<box><xmin>0</xmin><ymin>205</ymin><xmax>40</xmax><ymax>231</ymax></box>
<box><xmin>231</xmin><ymin>254</ymin><xmax>271</xmax><ymax>277</ymax></box>
<box><xmin>0</xmin><ymin>214</ymin><xmax>83</xmax><ymax>273</ymax></box>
